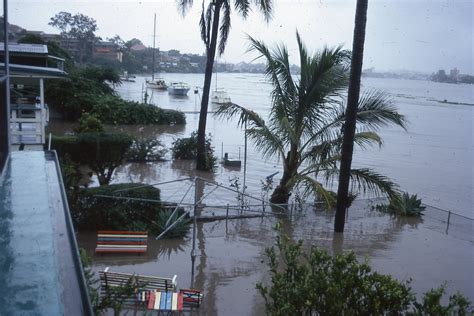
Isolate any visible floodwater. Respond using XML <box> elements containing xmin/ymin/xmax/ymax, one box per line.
<box><xmin>48</xmin><ymin>74</ymin><xmax>473</xmax><ymax>313</ymax></box>
<box><xmin>78</xmin><ymin>199</ymin><xmax>473</xmax><ymax>315</ymax></box>
<box><xmin>51</xmin><ymin>73</ymin><xmax>474</xmax><ymax>217</ymax></box>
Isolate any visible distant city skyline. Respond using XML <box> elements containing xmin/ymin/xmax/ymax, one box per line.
<box><xmin>6</xmin><ymin>0</ymin><xmax>473</xmax><ymax>74</ymax></box>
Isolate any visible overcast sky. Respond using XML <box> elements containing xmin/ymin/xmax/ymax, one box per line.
<box><xmin>6</xmin><ymin>0</ymin><xmax>474</xmax><ymax>73</ymax></box>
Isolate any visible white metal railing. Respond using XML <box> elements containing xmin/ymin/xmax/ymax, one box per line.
<box><xmin>10</xmin><ymin>104</ymin><xmax>48</xmax><ymax>145</ymax></box>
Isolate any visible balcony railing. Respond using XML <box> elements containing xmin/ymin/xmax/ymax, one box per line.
<box><xmin>10</xmin><ymin>103</ymin><xmax>48</xmax><ymax>145</ymax></box>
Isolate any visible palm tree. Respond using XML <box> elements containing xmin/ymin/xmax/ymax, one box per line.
<box><xmin>215</xmin><ymin>33</ymin><xmax>406</xmax><ymax>205</ymax></box>
<box><xmin>335</xmin><ymin>0</ymin><xmax>369</xmax><ymax>232</ymax></box>
<box><xmin>177</xmin><ymin>0</ymin><xmax>273</xmax><ymax>170</ymax></box>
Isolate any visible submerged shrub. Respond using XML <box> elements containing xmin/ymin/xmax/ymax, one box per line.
<box><xmin>72</xmin><ymin>183</ymin><xmax>161</xmax><ymax>230</ymax></box>
<box><xmin>171</xmin><ymin>131</ymin><xmax>217</xmax><ymax>171</ymax></box>
<box><xmin>155</xmin><ymin>208</ymin><xmax>190</xmax><ymax>238</ymax></box>
<box><xmin>75</xmin><ymin>113</ymin><xmax>105</xmax><ymax>133</ymax></box>
<box><xmin>126</xmin><ymin>137</ymin><xmax>167</xmax><ymax>162</ymax></box>
<box><xmin>372</xmin><ymin>192</ymin><xmax>426</xmax><ymax>217</ymax></box>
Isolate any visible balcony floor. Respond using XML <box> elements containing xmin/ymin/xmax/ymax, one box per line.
<box><xmin>0</xmin><ymin>151</ymin><xmax>87</xmax><ymax>315</ymax></box>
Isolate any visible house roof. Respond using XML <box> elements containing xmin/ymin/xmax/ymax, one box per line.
<box><xmin>0</xmin><ymin>42</ymin><xmax>48</xmax><ymax>55</ymax></box>
<box><xmin>1</xmin><ymin>63</ymin><xmax>67</xmax><ymax>78</ymax></box>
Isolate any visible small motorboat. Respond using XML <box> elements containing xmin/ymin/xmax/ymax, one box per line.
<box><xmin>168</xmin><ymin>82</ymin><xmax>190</xmax><ymax>96</ymax></box>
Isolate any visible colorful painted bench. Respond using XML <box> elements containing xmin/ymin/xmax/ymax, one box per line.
<box><xmin>95</xmin><ymin>230</ymin><xmax>148</xmax><ymax>253</ymax></box>
<box><xmin>99</xmin><ymin>267</ymin><xmax>177</xmax><ymax>306</ymax></box>
<box><xmin>180</xmin><ymin>288</ymin><xmax>203</xmax><ymax>307</ymax></box>
<box><xmin>144</xmin><ymin>291</ymin><xmax>184</xmax><ymax>312</ymax></box>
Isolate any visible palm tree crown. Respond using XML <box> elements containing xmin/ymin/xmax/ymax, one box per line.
<box><xmin>215</xmin><ymin>33</ymin><xmax>406</xmax><ymax>205</ymax></box>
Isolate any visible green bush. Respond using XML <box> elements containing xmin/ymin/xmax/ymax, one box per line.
<box><xmin>126</xmin><ymin>137</ymin><xmax>167</xmax><ymax>162</ymax></box>
<box><xmin>155</xmin><ymin>208</ymin><xmax>190</xmax><ymax>238</ymax></box>
<box><xmin>372</xmin><ymin>192</ymin><xmax>426</xmax><ymax>217</ymax></box>
<box><xmin>72</xmin><ymin>183</ymin><xmax>190</xmax><ymax>238</ymax></box>
<box><xmin>72</xmin><ymin>183</ymin><xmax>161</xmax><ymax>230</ymax></box>
<box><xmin>91</xmin><ymin>95</ymin><xmax>186</xmax><ymax>125</ymax></box>
<box><xmin>171</xmin><ymin>131</ymin><xmax>217</xmax><ymax>171</ymax></box>
<box><xmin>50</xmin><ymin>133</ymin><xmax>133</xmax><ymax>185</ymax></box>
<box><xmin>75</xmin><ymin>113</ymin><xmax>104</xmax><ymax>133</ymax></box>
<box><xmin>45</xmin><ymin>64</ymin><xmax>186</xmax><ymax>125</ymax></box>
<box><xmin>257</xmin><ymin>231</ymin><xmax>472</xmax><ymax>315</ymax></box>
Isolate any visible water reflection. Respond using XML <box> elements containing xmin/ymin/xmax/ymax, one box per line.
<box><xmin>78</xmin><ymin>199</ymin><xmax>473</xmax><ymax>314</ymax></box>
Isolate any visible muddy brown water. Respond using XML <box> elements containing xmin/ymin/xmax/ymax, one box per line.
<box><xmin>78</xmin><ymin>199</ymin><xmax>473</xmax><ymax>315</ymax></box>
<box><xmin>48</xmin><ymin>74</ymin><xmax>473</xmax><ymax>314</ymax></box>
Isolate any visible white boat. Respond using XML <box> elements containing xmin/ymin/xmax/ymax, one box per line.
<box><xmin>146</xmin><ymin>78</ymin><xmax>168</xmax><ymax>90</ymax></box>
<box><xmin>146</xmin><ymin>14</ymin><xmax>167</xmax><ymax>90</ymax></box>
<box><xmin>120</xmin><ymin>71</ymin><xmax>136</xmax><ymax>82</ymax></box>
<box><xmin>168</xmin><ymin>82</ymin><xmax>190</xmax><ymax>96</ymax></box>
<box><xmin>211</xmin><ymin>88</ymin><xmax>231</xmax><ymax>104</ymax></box>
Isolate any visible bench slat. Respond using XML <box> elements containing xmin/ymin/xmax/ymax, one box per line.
<box><xmin>96</xmin><ymin>230</ymin><xmax>148</xmax><ymax>253</ymax></box>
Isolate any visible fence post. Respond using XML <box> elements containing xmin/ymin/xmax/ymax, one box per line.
<box><xmin>446</xmin><ymin>210</ymin><xmax>451</xmax><ymax>233</ymax></box>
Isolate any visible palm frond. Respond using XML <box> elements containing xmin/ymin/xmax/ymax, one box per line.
<box><xmin>234</xmin><ymin>0</ymin><xmax>250</xmax><ymax>18</ymax></box>
<box><xmin>218</xmin><ymin>1</ymin><xmax>231</xmax><ymax>55</ymax></box>
<box><xmin>349</xmin><ymin>168</ymin><xmax>399</xmax><ymax>199</ymax></box>
<box><xmin>214</xmin><ymin>102</ymin><xmax>265</xmax><ymax>127</ymax></box>
<box><xmin>253</xmin><ymin>0</ymin><xmax>273</xmax><ymax>22</ymax></box>
<box><xmin>214</xmin><ymin>102</ymin><xmax>285</xmax><ymax>159</ymax></box>
<box><xmin>295</xmin><ymin>175</ymin><xmax>336</xmax><ymax>209</ymax></box>
<box><xmin>355</xmin><ymin>89</ymin><xmax>407</xmax><ymax>131</ymax></box>
<box><xmin>246</xmin><ymin>35</ymin><xmax>286</xmax><ymax>107</ymax></box>
<box><xmin>205</xmin><ymin>1</ymin><xmax>212</xmax><ymax>51</ymax></box>
<box><xmin>199</xmin><ymin>1</ymin><xmax>208</xmax><ymax>46</ymax></box>
<box><xmin>177</xmin><ymin>0</ymin><xmax>194</xmax><ymax>16</ymax></box>
<box><xmin>246</xmin><ymin>127</ymin><xmax>285</xmax><ymax>160</ymax></box>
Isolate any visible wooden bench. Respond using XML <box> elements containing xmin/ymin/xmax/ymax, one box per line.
<box><xmin>99</xmin><ymin>267</ymin><xmax>177</xmax><ymax>306</ymax></box>
<box><xmin>145</xmin><ymin>291</ymin><xmax>184</xmax><ymax>312</ymax></box>
<box><xmin>95</xmin><ymin>230</ymin><xmax>148</xmax><ymax>253</ymax></box>
<box><xmin>180</xmin><ymin>288</ymin><xmax>203</xmax><ymax>307</ymax></box>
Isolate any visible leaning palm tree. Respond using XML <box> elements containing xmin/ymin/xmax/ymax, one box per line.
<box><xmin>215</xmin><ymin>33</ymin><xmax>406</xmax><ymax>205</ymax></box>
<box><xmin>177</xmin><ymin>0</ymin><xmax>273</xmax><ymax>170</ymax></box>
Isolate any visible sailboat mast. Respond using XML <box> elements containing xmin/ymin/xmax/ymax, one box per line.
<box><xmin>152</xmin><ymin>13</ymin><xmax>156</xmax><ymax>81</ymax></box>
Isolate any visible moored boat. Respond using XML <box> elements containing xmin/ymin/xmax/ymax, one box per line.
<box><xmin>146</xmin><ymin>78</ymin><xmax>168</xmax><ymax>90</ymax></box>
<box><xmin>168</xmin><ymin>82</ymin><xmax>190</xmax><ymax>96</ymax></box>
<box><xmin>211</xmin><ymin>88</ymin><xmax>231</xmax><ymax>104</ymax></box>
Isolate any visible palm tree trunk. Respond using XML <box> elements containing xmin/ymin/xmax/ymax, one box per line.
<box><xmin>197</xmin><ymin>1</ymin><xmax>222</xmax><ymax>170</ymax></box>
<box><xmin>335</xmin><ymin>0</ymin><xmax>369</xmax><ymax>232</ymax></box>
<box><xmin>270</xmin><ymin>148</ymin><xmax>298</xmax><ymax>204</ymax></box>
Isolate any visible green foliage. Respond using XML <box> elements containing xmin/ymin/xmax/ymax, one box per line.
<box><xmin>413</xmin><ymin>286</ymin><xmax>473</xmax><ymax>315</ymax></box>
<box><xmin>75</xmin><ymin>113</ymin><xmax>104</xmax><ymax>133</ymax></box>
<box><xmin>258</xmin><ymin>232</ymin><xmax>472</xmax><ymax>315</ymax></box>
<box><xmin>171</xmin><ymin>131</ymin><xmax>217</xmax><ymax>171</ymax></box>
<box><xmin>46</xmin><ymin>63</ymin><xmax>185</xmax><ymax>125</ymax></box>
<box><xmin>50</xmin><ymin>133</ymin><xmax>132</xmax><ymax>185</ymax></box>
<box><xmin>126</xmin><ymin>137</ymin><xmax>167</xmax><ymax>162</ymax></box>
<box><xmin>49</xmin><ymin>11</ymin><xmax>98</xmax><ymax>63</ymax></box>
<box><xmin>215</xmin><ymin>34</ymin><xmax>406</xmax><ymax>205</ymax></box>
<box><xmin>72</xmin><ymin>183</ymin><xmax>161</xmax><ymax>230</ymax></box>
<box><xmin>80</xmin><ymin>248</ymin><xmax>100</xmax><ymax>314</ymax></box>
<box><xmin>80</xmin><ymin>248</ymin><xmax>139</xmax><ymax>315</ymax></box>
<box><xmin>73</xmin><ymin>183</ymin><xmax>189</xmax><ymax>238</ymax></box>
<box><xmin>91</xmin><ymin>95</ymin><xmax>186</xmax><ymax>125</ymax></box>
<box><xmin>155</xmin><ymin>208</ymin><xmax>190</xmax><ymax>238</ymax></box>
<box><xmin>389</xmin><ymin>192</ymin><xmax>426</xmax><ymax>216</ymax></box>
<box><xmin>372</xmin><ymin>193</ymin><xmax>426</xmax><ymax>217</ymax></box>
<box><xmin>18</xmin><ymin>33</ymin><xmax>45</xmax><ymax>44</ymax></box>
